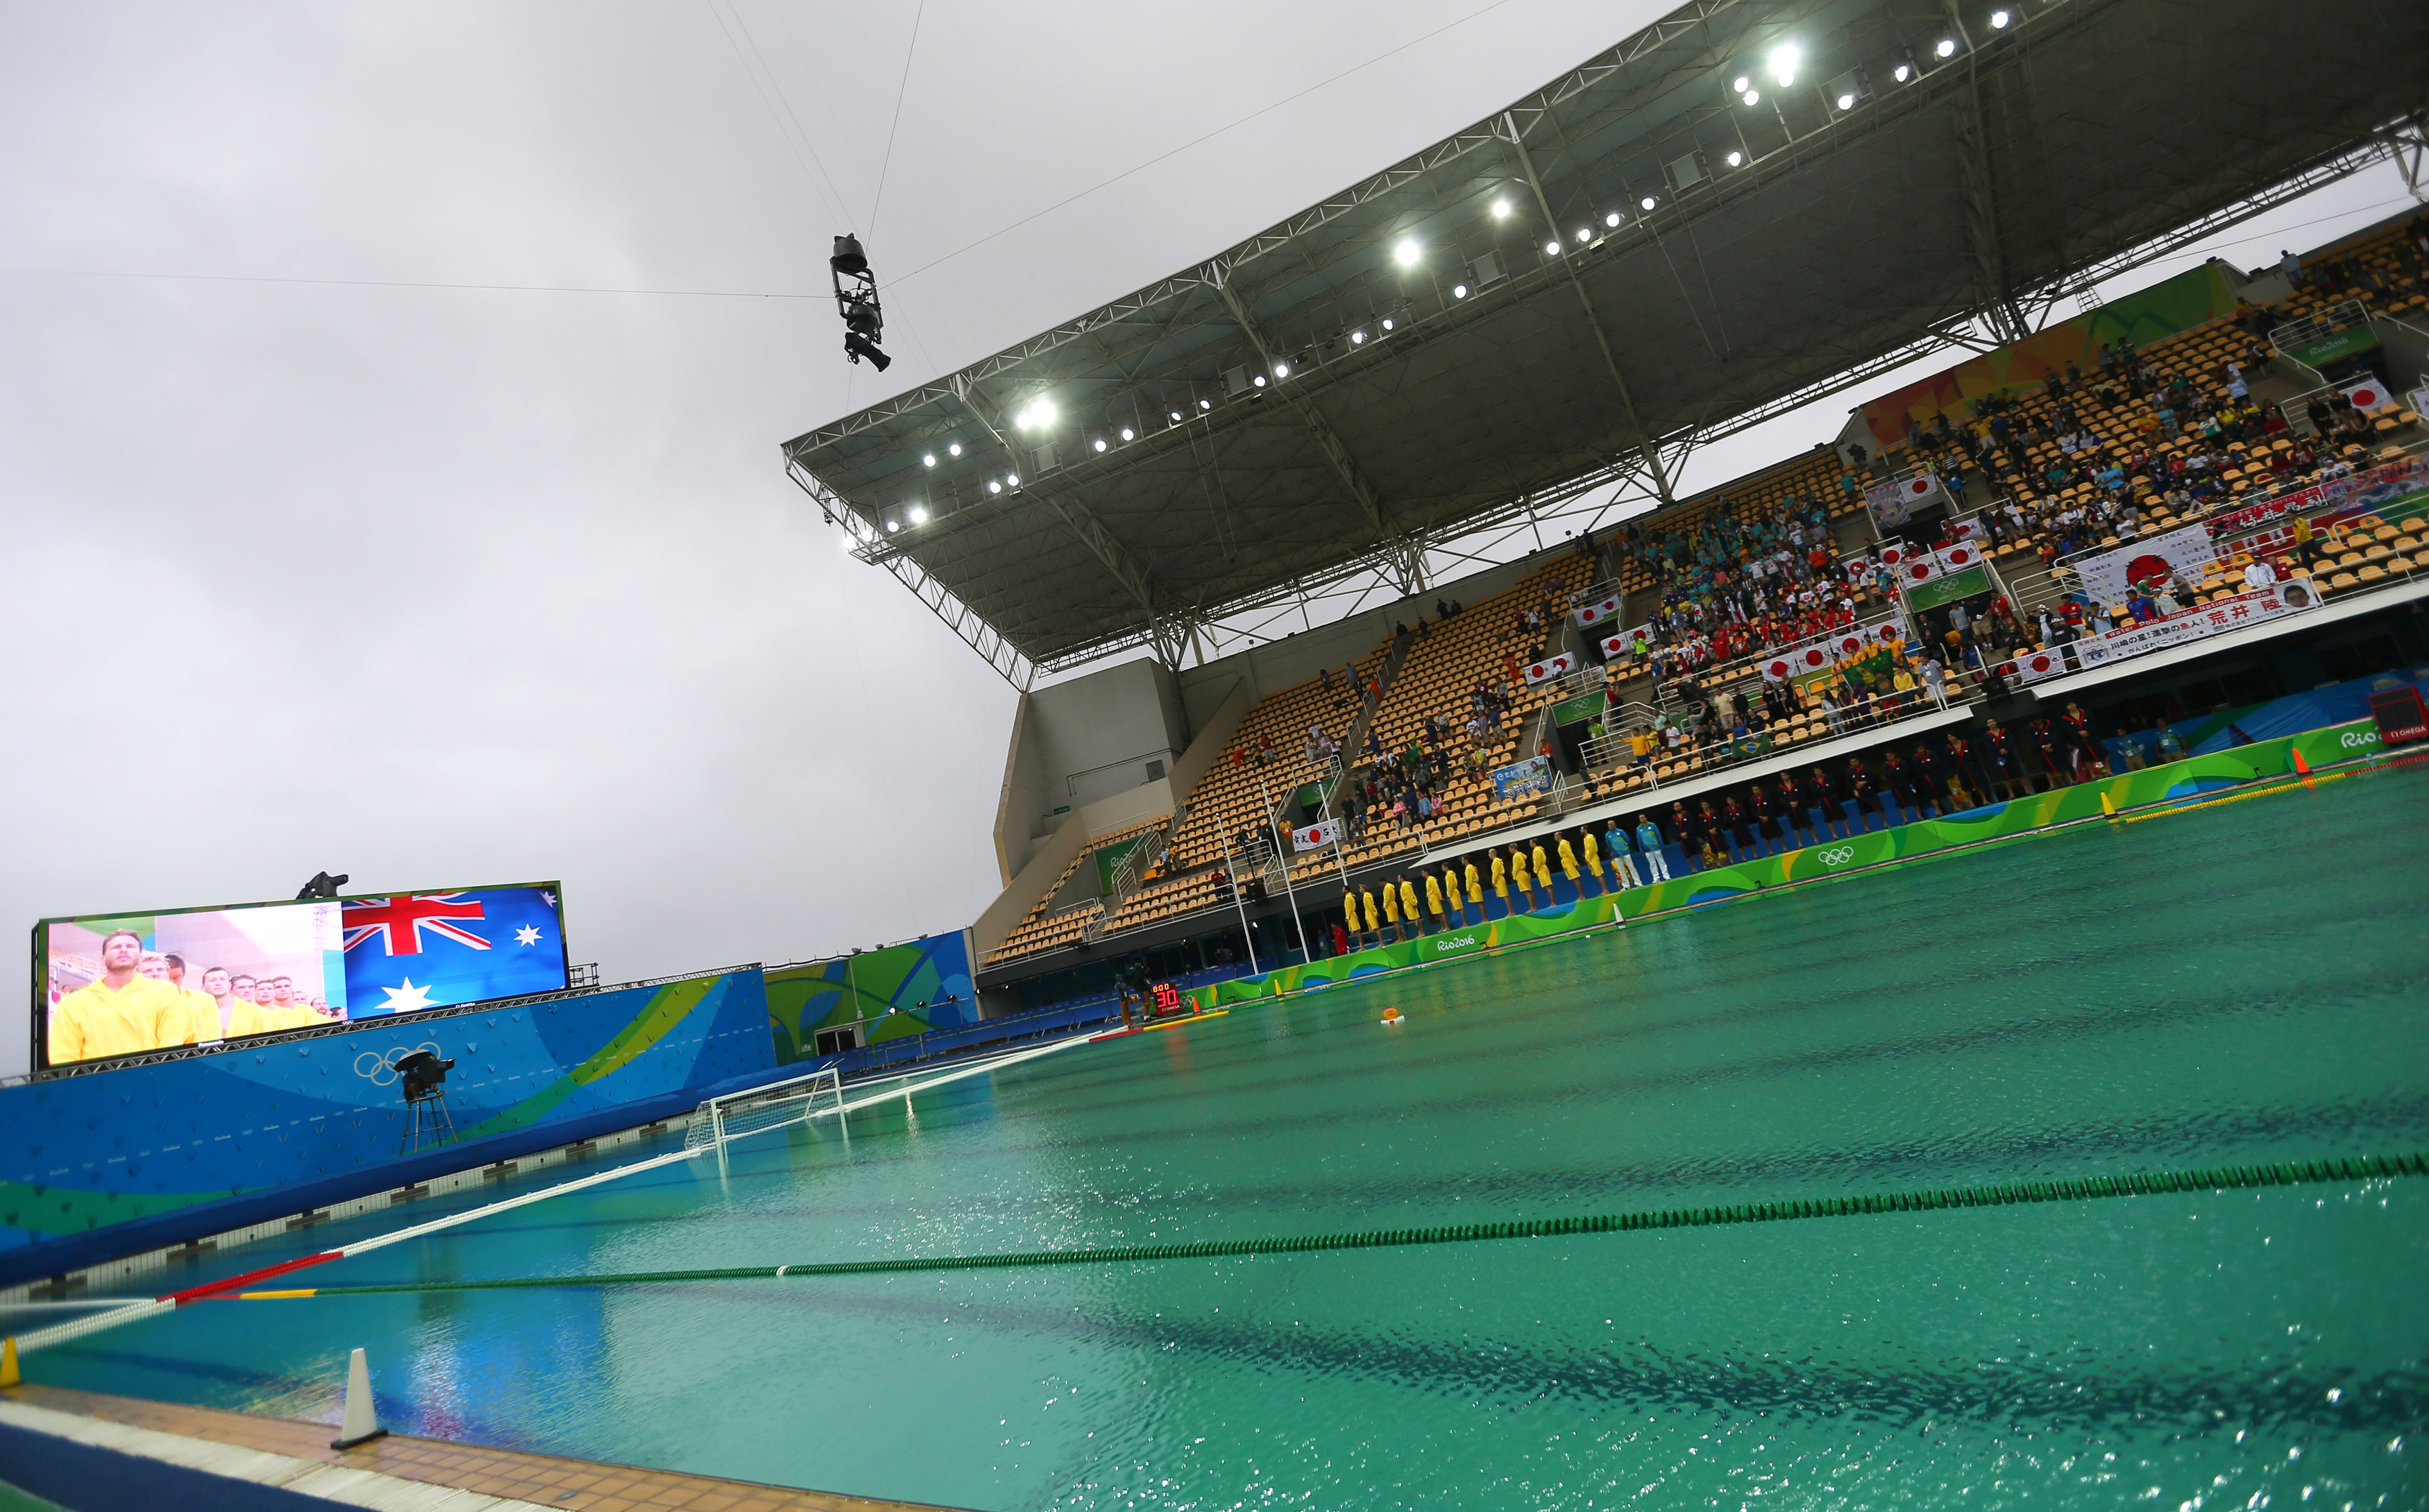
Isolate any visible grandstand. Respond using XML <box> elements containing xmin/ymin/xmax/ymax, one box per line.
<box><xmin>779</xmin><ymin>0</ymin><xmax>2429</xmax><ymax>1005</ymax></box>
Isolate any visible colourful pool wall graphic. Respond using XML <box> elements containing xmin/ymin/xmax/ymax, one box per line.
<box><xmin>0</xmin><ymin>968</ymin><xmax>775</xmax><ymax>1287</ymax></box>
<box><xmin>765</xmin><ymin>931</ymin><xmax>976</xmax><ymax>1065</ymax></box>
<box><xmin>1181</xmin><ymin>719</ymin><xmax>2392</xmax><ymax>1010</ymax></box>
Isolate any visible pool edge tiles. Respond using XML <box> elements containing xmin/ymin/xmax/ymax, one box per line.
<box><xmin>0</xmin><ymin>1382</ymin><xmax>976</xmax><ymax>1511</ymax></box>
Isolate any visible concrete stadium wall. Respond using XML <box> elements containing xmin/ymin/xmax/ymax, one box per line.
<box><xmin>0</xmin><ymin>967</ymin><xmax>775</xmax><ymax>1288</ymax></box>
<box><xmin>994</xmin><ymin>659</ymin><xmax>1191</xmax><ymax>883</ymax></box>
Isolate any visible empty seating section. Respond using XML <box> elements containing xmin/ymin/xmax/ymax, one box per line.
<box><xmin>2314</xmin><ymin>511</ymin><xmax>2429</xmax><ymax>597</ymax></box>
<box><xmin>981</xmin><ymin>817</ymin><xmax>1165</xmax><ymax>966</ymax></box>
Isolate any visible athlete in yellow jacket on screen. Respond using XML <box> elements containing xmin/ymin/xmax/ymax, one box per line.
<box><xmin>49</xmin><ymin>930</ymin><xmax>191</xmax><ymax>1062</ymax></box>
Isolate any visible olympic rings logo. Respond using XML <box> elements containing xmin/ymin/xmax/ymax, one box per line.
<box><xmin>355</xmin><ymin>1042</ymin><xmax>442</xmax><ymax>1085</ymax></box>
<box><xmin>1818</xmin><ymin>846</ymin><xmax>1856</xmax><ymax>865</ymax></box>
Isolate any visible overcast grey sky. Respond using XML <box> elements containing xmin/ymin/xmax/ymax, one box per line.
<box><xmin>1</xmin><ymin>1</ymin><xmax>2414</xmax><ymax>1075</ymax></box>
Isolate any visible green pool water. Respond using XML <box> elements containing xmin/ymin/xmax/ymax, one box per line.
<box><xmin>24</xmin><ymin>764</ymin><xmax>2429</xmax><ymax>1510</ymax></box>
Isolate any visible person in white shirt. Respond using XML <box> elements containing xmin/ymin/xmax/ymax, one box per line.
<box><xmin>2242</xmin><ymin>558</ymin><xmax>2278</xmax><ymax>591</ymax></box>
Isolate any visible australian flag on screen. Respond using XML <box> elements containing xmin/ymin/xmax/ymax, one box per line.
<box><xmin>341</xmin><ymin>885</ymin><xmax>569</xmax><ymax>1015</ymax></box>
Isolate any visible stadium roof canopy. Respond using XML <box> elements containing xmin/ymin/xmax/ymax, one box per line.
<box><xmin>783</xmin><ymin>0</ymin><xmax>2426</xmax><ymax>683</ymax></box>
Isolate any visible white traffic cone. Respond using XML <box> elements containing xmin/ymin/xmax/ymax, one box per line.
<box><xmin>330</xmin><ymin>1346</ymin><xmax>388</xmax><ymax>1450</ymax></box>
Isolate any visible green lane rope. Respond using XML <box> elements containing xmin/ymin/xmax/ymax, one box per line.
<box><xmin>247</xmin><ymin>1151</ymin><xmax>2428</xmax><ymax>1301</ymax></box>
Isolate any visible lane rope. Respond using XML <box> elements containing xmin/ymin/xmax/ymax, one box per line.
<box><xmin>223</xmin><ymin>1150</ymin><xmax>2427</xmax><ymax>1301</ymax></box>
<box><xmin>8</xmin><ymin>1030</ymin><xmax>1107</xmax><ymax>1355</ymax></box>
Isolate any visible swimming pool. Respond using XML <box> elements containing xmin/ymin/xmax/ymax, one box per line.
<box><xmin>20</xmin><ymin>763</ymin><xmax>2429</xmax><ymax>1509</ymax></box>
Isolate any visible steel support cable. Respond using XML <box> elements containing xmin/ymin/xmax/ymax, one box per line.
<box><xmin>230</xmin><ymin>1152</ymin><xmax>2426</xmax><ymax>1301</ymax></box>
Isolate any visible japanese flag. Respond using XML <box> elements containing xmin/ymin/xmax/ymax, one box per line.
<box><xmin>1292</xmin><ymin>819</ymin><xmax>1341</xmax><ymax>852</ymax></box>
<box><xmin>1759</xmin><ymin>655</ymin><xmax>1794</xmax><ymax>683</ymax></box>
<box><xmin>1600</xmin><ymin>633</ymin><xmax>1634</xmax><ymax>659</ymax></box>
<box><xmin>1793</xmin><ymin>643</ymin><xmax>1832</xmax><ymax>674</ymax></box>
<box><xmin>2011</xmin><ymin>647</ymin><xmax>2067</xmax><ymax>682</ymax></box>
<box><xmin>1523</xmin><ymin>653</ymin><xmax>1576</xmax><ymax>685</ymax></box>
<box><xmin>2342</xmin><ymin>375</ymin><xmax>2389</xmax><ymax>411</ymax></box>
<box><xmin>1945</xmin><ymin>516</ymin><xmax>1985</xmax><ymax>543</ymax></box>
<box><xmin>1935</xmin><ymin>543</ymin><xmax>1981</xmax><ymax>572</ymax></box>
<box><xmin>1901</xmin><ymin>554</ymin><xmax>1947</xmax><ymax>586</ymax></box>
<box><xmin>1573</xmin><ymin>594</ymin><xmax>1622</xmax><ymax>627</ymax></box>
<box><xmin>1877</xmin><ymin>542</ymin><xmax>1915</xmax><ymax>569</ymax></box>
<box><xmin>1898</xmin><ymin>473</ymin><xmax>1943</xmax><ymax>507</ymax></box>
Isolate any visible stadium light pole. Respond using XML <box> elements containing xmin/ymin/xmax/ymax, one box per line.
<box><xmin>1213</xmin><ymin>827</ymin><xmax>1262</xmax><ymax>978</ymax></box>
<box><xmin>1254</xmin><ymin>771</ymin><xmax>1314</xmax><ymax>965</ymax></box>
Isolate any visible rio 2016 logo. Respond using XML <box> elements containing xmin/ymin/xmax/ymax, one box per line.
<box><xmin>1818</xmin><ymin>846</ymin><xmax>1857</xmax><ymax>866</ymax></box>
<box><xmin>1434</xmin><ymin>935</ymin><xmax>1480</xmax><ymax>953</ymax></box>
<box><xmin>2341</xmin><ymin>731</ymin><xmax>2379</xmax><ymax>749</ymax></box>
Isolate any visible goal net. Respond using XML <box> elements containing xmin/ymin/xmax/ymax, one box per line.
<box><xmin>684</xmin><ymin>1067</ymin><xmax>845</xmax><ymax>1153</ymax></box>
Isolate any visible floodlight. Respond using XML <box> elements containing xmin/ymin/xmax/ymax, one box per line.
<box><xmin>1990</xmin><ymin>8</ymin><xmax>2010</xmax><ymax>26</ymax></box>
<box><xmin>1380</xmin><ymin>317</ymin><xmax>1394</xmax><ymax>330</ymax></box>
<box><xmin>1273</xmin><ymin>361</ymin><xmax>1289</xmax><ymax>377</ymax></box>
<box><xmin>1575</xmin><ymin>228</ymin><xmax>1591</xmax><ymax>243</ymax></box>
<box><xmin>1491</xmin><ymin>197</ymin><xmax>1512</xmax><ymax>219</ymax></box>
<box><xmin>1605</xmin><ymin>211</ymin><xmax>1622</xmax><ymax>227</ymax></box>
<box><xmin>1733</xmin><ymin>75</ymin><xmax>1751</xmax><ymax>92</ymax></box>
<box><xmin>1120</xmin><ymin>427</ymin><xmax>1135</xmax><ymax>441</ymax></box>
<box><xmin>1006</xmin><ymin>473</ymin><xmax>1019</xmax><ymax>486</ymax></box>
<box><xmin>1743</xmin><ymin>89</ymin><xmax>1760</xmax><ymax>106</ymax></box>
<box><xmin>1769</xmin><ymin>43</ymin><xmax>1800</xmax><ymax>87</ymax></box>
<box><xmin>840</xmin><ymin>532</ymin><xmax>856</xmax><ymax>551</ymax></box>
<box><xmin>1092</xmin><ymin>438</ymin><xmax>1107</xmax><ymax>451</ymax></box>
<box><xmin>1394</xmin><ymin>237</ymin><xmax>1421</xmax><ymax>266</ymax></box>
<box><xmin>908</xmin><ymin>505</ymin><xmax>928</xmax><ymax>524</ymax></box>
<box><xmin>922</xmin><ymin>452</ymin><xmax>936</xmax><ymax>467</ymax></box>
<box><xmin>988</xmin><ymin>479</ymin><xmax>1003</xmax><ymax>493</ymax></box>
<box><xmin>1351</xmin><ymin>329</ymin><xmax>1366</xmax><ymax>344</ymax></box>
<box><xmin>1199</xmin><ymin>398</ymin><xmax>1211</xmax><ymax>409</ymax></box>
<box><xmin>885</xmin><ymin>518</ymin><xmax>899</xmax><ymax>532</ymax></box>
<box><xmin>1641</xmin><ymin>195</ymin><xmax>1657</xmax><ymax>210</ymax></box>
<box><xmin>947</xmin><ymin>441</ymin><xmax>963</xmax><ymax>456</ymax></box>
<box><xmin>1452</xmin><ymin>284</ymin><xmax>1468</xmax><ymax>298</ymax></box>
<box><xmin>829</xmin><ymin>235</ymin><xmax>868</xmax><ymax>276</ymax></box>
<box><xmin>1253</xmin><ymin>373</ymin><xmax>1267</xmax><ymax>387</ymax></box>
<box><xmin>1726</xmin><ymin>150</ymin><xmax>1744</xmax><ymax>168</ymax></box>
<box><xmin>1015</xmin><ymin>398</ymin><xmax>1057</xmax><ymax>430</ymax></box>
<box><xmin>1544</xmin><ymin>240</ymin><xmax>1561</xmax><ymax>256</ymax></box>
<box><xmin>1936</xmin><ymin>37</ymin><xmax>1956</xmax><ymax>56</ymax></box>
<box><xmin>1894</xmin><ymin>62</ymin><xmax>1911</xmax><ymax>82</ymax></box>
<box><xmin>1837</xmin><ymin>90</ymin><xmax>1856</xmax><ymax>108</ymax></box>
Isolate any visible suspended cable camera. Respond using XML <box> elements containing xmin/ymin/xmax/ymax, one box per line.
<box><xmin>831</xmin><ymin>234</ymin><xmax>890</xmax><ymax>372</ymax></box>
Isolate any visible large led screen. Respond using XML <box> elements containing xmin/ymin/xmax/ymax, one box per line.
<box><xmin>35</xmin><ymin>882</ymin><xmax>569</xmax><ymax>1069</ymax></box>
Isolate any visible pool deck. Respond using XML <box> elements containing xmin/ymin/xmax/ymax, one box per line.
<box><xmin>0</xmin><ymin>1381</ymin><xmax>970</xmax><ymax>1511</ymax></box>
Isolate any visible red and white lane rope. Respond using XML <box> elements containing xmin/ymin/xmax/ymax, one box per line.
<box><xmin>10</xmin><ymin>1030</ymin><xmax>1106</xmax><ymax>1356</ymax></box>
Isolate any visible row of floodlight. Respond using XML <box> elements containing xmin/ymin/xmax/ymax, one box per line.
<box><xmin>1733</xmin><ymin>7</ymin><xmax>2019</xmax><ymax>117</ymax></box>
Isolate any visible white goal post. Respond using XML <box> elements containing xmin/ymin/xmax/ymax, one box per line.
<box><xmin>684</xmin><ymin>1067</ymin><xmax>845</xmax><ymax>1153</ymax></box>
